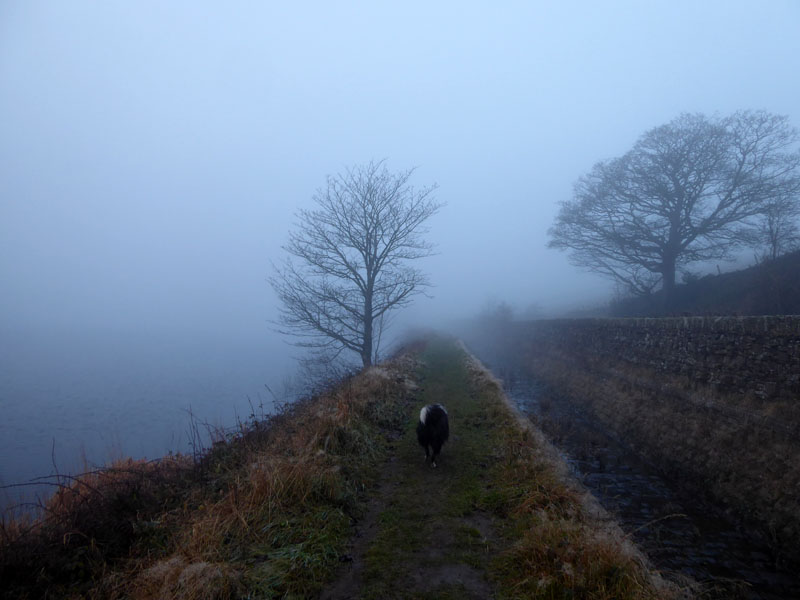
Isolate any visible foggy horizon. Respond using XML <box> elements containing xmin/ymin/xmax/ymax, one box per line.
<box><xmin>3</xmin><ymin>2</ymin><xmax>799</xmax><ymax>345</ymax></box>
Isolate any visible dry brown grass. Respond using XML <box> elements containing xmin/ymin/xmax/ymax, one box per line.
<box><xmin>0</xmin><ymin>350</ymin><xmax>418</xmax><ymax>600</ymax></box>
<box><xmin>1</xmin><ymin>455</ymin><xmax>196</xmax><ymax>599</ymax></box>
<box><xmin>462</xmin><ymin>351</ymin><xmax>682</xmax><ymax>599</ymax></box>
<box><xmin>124</xmin><ymin>557</ymin><xmax>244</xmax><ymax>600</ymax></box>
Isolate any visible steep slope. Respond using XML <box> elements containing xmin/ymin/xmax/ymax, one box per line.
<box><xmin>611</xmin><ymin>251</ymin><xmax>800</xmax><ymax>316</ymax></box>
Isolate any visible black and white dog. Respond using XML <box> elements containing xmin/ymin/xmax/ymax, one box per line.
<box><xmin>416</xmin><ymin>404</ymin><xmax>449</xmax><ymax>468</ymax></box>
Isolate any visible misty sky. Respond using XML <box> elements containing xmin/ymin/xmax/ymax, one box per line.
<box><xmin>2</xmin><ymin>1</ymin><xmax>800</xmax><ymax>340</ymax></box>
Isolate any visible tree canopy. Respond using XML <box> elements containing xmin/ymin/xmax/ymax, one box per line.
<box><xmin>548</xmin><ymin>111</ymin><xmax>800</xmax><ymax>303</ymax></box>
<box><xmin>271</xmin><ymin>160</ymin><xmax>441</xmax><ymax>368</ymax></box>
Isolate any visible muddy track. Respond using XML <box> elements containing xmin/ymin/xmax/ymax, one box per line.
<box><xmin>321</xmin><ymin>434</ymin><xmax>496</xmax><ymax>600</ymax></box>
<box><xmin>320</xmin><ymin>441</ymin><xmax>404</xmax><ymax>600</ymax></box>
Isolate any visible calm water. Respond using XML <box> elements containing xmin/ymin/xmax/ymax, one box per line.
<box><xmin>0</xmin><ymin>328</ymin><xmax>295</xmax><ymax>509</ymax></box>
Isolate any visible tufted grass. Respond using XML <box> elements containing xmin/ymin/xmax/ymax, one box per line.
<box><xmin>0</xmin><ymin>350</ymin><xmax>417</xmax><ymax>600</ymax></box>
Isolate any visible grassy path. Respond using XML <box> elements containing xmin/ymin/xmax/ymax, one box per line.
<box><xmin>356</xmin><ymin>338</ymin><xmax>498</xmax><ymax>599</ymax></box>
<box><xmin>321</xmin><ymin>338</ymin><xmax>675</xmax><ymax>600</ymax></box>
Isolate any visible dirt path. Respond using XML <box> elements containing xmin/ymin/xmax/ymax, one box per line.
<box><xmin>321</xmin><ymin>341</ymin><xmax>501</xmax><ymax>600</ymax></box>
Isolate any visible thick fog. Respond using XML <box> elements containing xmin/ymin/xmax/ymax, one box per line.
<box><xmin>1</xmin><ymin>3</ymin><xmax>799</xmax><ymax>485</ymax></box>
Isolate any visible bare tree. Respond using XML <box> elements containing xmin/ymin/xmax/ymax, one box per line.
<box><xmin>270</xmin><ymin>160</ymin><xmax>441</xmax><ymax>368</ymax></box>
<box><xmin>548</xmin><ymin>111</ymin><xmax>800</xmax><ymax>306</ymax></box>
<box><xmin>756</xmin><ymin>194</ymin><xmax>800</xmax><ymax>262</ymax></box>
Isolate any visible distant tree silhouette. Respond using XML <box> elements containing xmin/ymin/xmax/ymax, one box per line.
<box><xmin>478</xmin><ymin>299</ymin><xmax>515</xmax><ymax>324</ymax></box>
<box><xmin>756</xmin><ymin>193</ymin><xmax>800</xmax><ymax>262</ymax></box>
<box><xmin>548</xmin><ymin>111</ymin><xmax>800</xmax><ymax>305</ymax></box>
<box><xmin>271</xmin><ymin>160</ymin><xmax>441</xmax><ymax>368</ymax></box>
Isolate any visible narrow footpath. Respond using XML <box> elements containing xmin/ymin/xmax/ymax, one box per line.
<box><xmin>321</xmin><ymin>338</ymin><xmax>678</xmax><ymax>600</ymax></box>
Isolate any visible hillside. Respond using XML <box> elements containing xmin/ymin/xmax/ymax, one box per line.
<box><xmin>611</xmin><ymin>250</ymin><xmax>800</xmax><ymax>316</ymax></box>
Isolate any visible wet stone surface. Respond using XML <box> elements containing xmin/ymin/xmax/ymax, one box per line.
<box><xmin>500</xmin><ymin>370</ymin><xmax>800</xmax><ymax>600</ymax></box>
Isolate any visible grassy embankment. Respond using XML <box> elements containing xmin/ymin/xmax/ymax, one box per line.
<box><xmin>1</xmin><ymin>337</ymin><xmax>680</xmax><ymax>599</ymax></box>
<box><xmin>1</xmin><ymin>348</ymin><xmax>416</xmax><ymax>599</ymax></box>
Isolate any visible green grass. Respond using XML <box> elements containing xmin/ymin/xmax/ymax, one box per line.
<box><xmin>359</xmin><ymin>338</ymin><xmax>500</xmax><ymax>599</ymax></box>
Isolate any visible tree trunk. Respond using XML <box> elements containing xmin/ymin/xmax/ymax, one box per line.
<box><xmin>361</xmin><ymin>342</ymin><xmax>372</xmax><ymax>367</ymax></box>
<box><xmin>661</xmin><ymin>256</ymin><xmax>677</xmax><ymax>311</ymax></box>
<box><xmin>361</xmin><ymin>292</ymin><xmax>373</xmax><ymax>368</ymax></box>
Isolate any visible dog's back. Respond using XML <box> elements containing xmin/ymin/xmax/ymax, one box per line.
<box><xmin>417</xmin><ymin>404</ymin><xmax>449</xmax><ymax>467</ymax></box>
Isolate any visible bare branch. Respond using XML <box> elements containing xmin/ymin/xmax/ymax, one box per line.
<box><xmin>271</xmin><ymin>160</ymin><xmax>442</xmax><ymax>367</ymax></box>
<box><xmin>549</xmin><ymin>111</ymin><xmax>800</xmax><ymax>304</ymax></box>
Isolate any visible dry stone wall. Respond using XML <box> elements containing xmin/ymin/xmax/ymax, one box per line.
<box><xmin>516</xmin><ymin>316</ymin><xmax>800</xmax><ymax>402</ymax></box>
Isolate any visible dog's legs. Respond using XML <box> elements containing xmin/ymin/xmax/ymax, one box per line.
<box><xmin>431</xmin><ymin>442</ymin><xmax>442</xmax><ymax>468</ymax></box>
